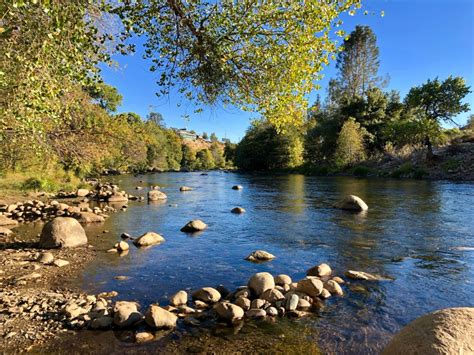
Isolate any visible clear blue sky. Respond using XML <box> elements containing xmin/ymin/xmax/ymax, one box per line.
<box><xmin>100</xmin><ymin>0</ymin><xmax>474</xmax><ymax>142</ymax></box>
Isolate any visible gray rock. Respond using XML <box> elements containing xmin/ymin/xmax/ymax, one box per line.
<box><xmin>148</xmin><ymin>190</ymin><xmax>167</xmax><ymax>201</ymax></box>
<box><xmin>145</xmin><ymin>304</ymin><xmax>177</xmax><ymax>329</ymax></box>
<box><xmin>307</xmin><ymin>263</ymin><xmax>332</xmax><ymax>277</ymax></box>
<box><xmin>250</xmin><ymin>299</ymin><xmax>266</xmax><ymax>309</ymax></box>
<box><xmin>248</xmin><ymin>272</ymin><xmax>275</xmax><ymax>297</ymax></box>
<box><xmin>274</xmin><ymin>274</ymin><xmax>292</xmax><ymax>285</ymax></box>
<box><xmin>325</xmin><ymin>280</ymin><xmax>344</xmax><ymax>296</ymax></box>
<box><xmin>135</xmin><ymin>331</ymin><xmax>154</xmax><ymax>343</ymax></box>
<box><xmin>179</xmin><ymin>186</ymin><xmax>193</xmax><ymax>192</ymax></box>
<box><xmin>267</xmin><ymin>307</ymin><xmax>278</xmax><ymax>317</ymax></box>
<box><xmin>246</xmin><ymin>308</ymin><xmax>266</xmax><ymax>318</ymax></box>
<box><xmin>285</xmin><ymin>294</ymin><xmax>299</xmax><ymax>311</ymax></box>
<box><xmin>261</xmin><ymin>288</ymin><xmax>285</xmax><ymax>304</ymax></box>
<box><xmin>296</xmin><ymin>278</ymin><xmax>324</xmax><ymax>297</ymax></box>
<box><xmin>334</xmin><ymin>195</ymin><xmax>368</xmax><ymax>212</ymax></box>
<box><xmin>180</xmin><ymin>220</ymin><xmax>207</xmax><ymax>232</ymax></box>
<box><xmin>39</xmin><ymin>217</ymin><xmax>88</xmax><ymax>248</ymax></box>
<box><xmin>133</xmin><ymin>232</ymin><xmax>165</xmax><ymax>247</ymax></box>
<box><xmin>113</xmin><ymin>301</ymin><xmax>142</xmax><ymax>327</ymax></box>
<box><xmin>169</xmin><ymin>290</ymin><xmax>188</xmax><ymax>306</ymax></box>
<box><xmin>214</xmin><ymin>302</ymin><xmax>244</xmax><ymax>322</ymax></box>
<box><xmin>53</xmin><ymin>259</ymin><xmax>69</xmax><ymax>267</ymax></box>
<box><xmin>231</xmin><ymin>207</ymin><xmax>246</xmax><ymax>214</ymax></box>
<box><xmin>345</xmin><ymin>270</ymin><xmax>390</xmax><ymax>281</ymax></box>
<box><xmin>192</xmin><ymin>287</ymin><xmax>221</xmax><ymax>303</ymax></box>
<box><xmin>245</xmin><ymin>250</ymin><xmax>275</xmax><ymax>262</ymax></box>
<box><xmin>234</xmin><ymin>297</ymin><xmax>251</xmax><ymax>311</ymax></box>
<box><xmin>73</xmin><ymin>212</ymin><xmax>105</xmax><ymax>223</ymax></box>
<box><xmin>38</xmin><ymin>252</ymin><xmax>54</xmax><ymax>264</ymax></box>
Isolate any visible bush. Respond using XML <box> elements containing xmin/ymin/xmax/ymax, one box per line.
<box><xmin>21</xmin><ymin>177</ymin><xmax>58</xmax><ymax>192</ymax></box>
<box><xmin>352</xmin><ymin>165</ymin><xmax>372</xmax><ymax>177</ymax></box>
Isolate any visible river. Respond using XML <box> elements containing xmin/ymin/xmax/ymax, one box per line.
<box><xmin>37</xmin><ymin>172</ymin><xmax>474</xmax><ymax>353</ymax></box>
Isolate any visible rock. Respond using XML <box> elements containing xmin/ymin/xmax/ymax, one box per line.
<box><xmin>133</xmin><ymin>232</ymin><xmax>165</xmax><ymax>247</ymax></box>
<box><xmin>382</xmin><ymin>307</ymin><xmax>474</xmax><ymax>355</ymax></box>
<box><xmin>325</xmin><ymin>280</ymin><xmax>344</xmax><ymax>296</ymax></box>
<box><xmin>116</xmin><ymin>241</ymin><xmax>129</xmax><ymax>252</ymax></box>
<box><xmin>214</xmin><ymin>302</ymin><xmax>244</xmax><ymax>322</ymax></box>
<box><xmin>251</xmin><ymin>299</ymin><xmax>266</xmax><ymax>309</ymax></box>
<box><xmin>334</xmin><ymin>195</ymin><xmax>368</xmax><ymax>212</ymax></box>
<box><xmin>307</xmin><ymin>263</ymin><xmax>332</xmax><ymax>277</ymax></box>
<box><xmin>245</xmin><ymin>250</ymin><xmax>275</xmax><ymax>262</ymax></box>
<box><xmin>298</xmin><ymin>298</ymin><xmax>311</xmax><ymax>309</ymax></box>
<box><xmin>53</xmin><ymin>259</ymin><xmax>69</xmax><ymax>267</ymax></box>
<box><xmin>0</xmin><ymin>227</ymin><xmax>13</xmax><ymax>236</ymax></box>
<box><xmin>332</xmin><ymin>276</ymin><xmax>345</xmax><ymax>284</ymax></box>
<box><xmin>76</xmin><ymin>189</ymin><xmax>90</xmax><ymax>197</ymax></box>
<box><xmin>74</xmin><ymin>212</ymin><xmax>105</xmax><ymax>223</ymax></box>
<box><xmin>148</xmin><ymin>190</ymin><xmax>167</xmax><ymax>201</ymax></box>
<box><xmin>261</xmin><ymin>289</ymin><xmax>285</xmax><ymax>304</ymax></box>
<box><xmin>0</xmin><ymin>215</ymin><xmax>19</xmax><ymax>226</ymax></box>
<box><xmin>274</xmin><ymin>274</ymin><xmax>292</xmax><ymax>286</ymax></box>
<box><xmin>180</xmin><ymin>220</ymin><xmax>207</xmax><ymax>232</ymax></box>
<box><xmin>232</xmin><ymin>185</ymin><xmax>243</xmax><ymax>190</ymax></box>
<box><xmin>234</xmin><ymin>297</ymin><xmax>251</xmax><ymax>311</ymax></box>
<box><xmin>192</xmin><ymin>287</ymin><xmax>221</xmax><ymax>303</ymax></box>
<box><xmin>113</xmin><ymin>301</ymin><xmax>143</xmax><ymax>327</ymax></box>
<box><xmin>179</xmin><ymin>186</ymin><xmax>193</xmax><ymax>191</ymax></box>
<box><xmin>145</xmin><ymin>304</ymin><xmax>178</xmax><ymax>329</ymax></box>
<box><xmin>246</xmin><ymin>309</ymin><xmax>266</xmax><ymax>318</ymax></box>
<box><xmin>108</xmin><ymin>193</ymin><xmax>128</xmax><ymax>202</ymax></box>
<box><xmin>170</xmin><ymin>290</ymin><xmax>188</xmax><ymax>306</ymax></box>
<box><xmin>248</xmin><ymin>272</ymin><xmax>275</xmax><ymax>297</ymax></box>
<box><xmin>267</xmin><ymin>307</ymin><xmax>278</xmax><ymax>317</ymax></box>
<box><xmin>121</xmin><ymin>233</ymin><xmax>132</xmax><ymax>240</ymax></box>
<box><xmin>231</xmin><ymin>207</ymin><xmax>246</xmax><ymax>214</ymax></box>
<box><xmin>194</xmin><ymin>300</ymin><xmax>208</xmax><ymax>309</ymax></box>
<box><xmin>39</xmin><ymin>217</ymin><xmax>88</xmax><ymax>248</ymax></box>
<box><xmin>345</xmin><ymin>270</ymin><xmax>389</xmax><ymax>281</ymax></box>
<box><xmin>296</xmin><ymin>278</ymin><xmax>324</xmax><ymax>297</ymax></box>
<box><xmin>135</xmin><ymin>332</ymin><xmax>154</xmax><ymax>343</ymax></box>
<box><xmin>320</xmin><ymin>289</ymin><xmax>331</xmax><ymax>299</ymax></box>
<box><xmin>38</xmin><ymin>252</ymin><xmax>54</xmax><ymax>264</ymax></box>
<box><xmin>90</xmin><ymin>316</ymin><xmax>113</xmax><ymax>329</ymax></box>
<box><xmin>285</xmin><ymin>294</ymin><xmax>299</xmax><ymax>311</ymax></box>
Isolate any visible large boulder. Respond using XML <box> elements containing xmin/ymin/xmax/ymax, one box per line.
<box><xmin>325</xmin><ymin>280</ymin><xmax>344</xmax><ymax>296</ymax></box>
<box><xmin>214</xmin><ymin>302</ymin><xmax>244</xmax><ymax>322</ymax></box>
<box><xmin>192</xmin><ymin>287</ymin><xmax>221</xmax><ymax>303</ymax></box>
<box><xmin>180</xmin><ymin>220</ymin><xmax>207</xmax><ymax>233</ymax></box>
<box><xmin>334</xmin><ymin>195</ymin><xmax>368</xmax><ymax>212</ymax></box>
<box><xmin>248</xmin><ymin>272</ymin><xmax>275</xmax><ymax>297</ymax></box>
<box><xmin>113</xmin><ymin>301</ymin><xmax>143</xmax><ymax>327</ymax></box>
<box><xmin>133</xmin><ymin>232</ymin><xmax>165</xmax><ymax>247</ymax></box>
<box><xmin>145</xmin><ymin>305</ymin><xmax>178</xmax><ymax>329</ymax></box>
<box><xmin>76</xmin><ymin>189</ymin><xmax>90</xmax><ymax>197</ymax></box>
<box><xmin>148</xmin><ymin>190</ymin><xmax>167</xmax><ymax>201</ymax></box>
<box><xmin>296</xmin><ymin>278</ymin><xmax>324</xmax><ymax>297</ymax></box>
<box><xmin>274</xmin><ymin>274</ymin><xmax>292</xmax><ymax>286</ymax></box>
<box><xmin>382</xmin><ymin>307</ymin><xmax>474</xmax><ymax>355</ymax></box>
<box><xmin>108</xmin><ymin>193</ymin><xmax>128</xmax><ymax>203</ymax></box>
<box><xmin>39</xmin><ymin>217</ymin><xmax>88</xmax><ymax>248</ymax></box>
<box><xmin>261</xmin><ymin>288</ymin><xmax>285</xmax><ymax>304</ymax></box>
<box><xmin>169</xmin><ymin>290</ymin><xmax>188</xmax><ymax>306</ymax></box>
<box><xmin>73</xmin><ymin>212</ymin><xmax>105</xmax><ymax>223</ymax></box>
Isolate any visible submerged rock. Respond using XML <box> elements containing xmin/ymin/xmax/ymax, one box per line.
<box><xmin>232</xmin><ymin>185</ymin><xmax>243</xmax><ymax>190</ymax></box>
<box><xmin>133</xmin><ymin>232</ymin><xmax>165</xmax><ymax>247</ymax></box>
<box><xmin>145</xmin><ymin>304</ymin><xmax>178</xmax><ymax>329</ymax></box>
<box><xmin>179</xmin><ymin>186</ymin><xmax>193</xmax><ymax>191</ymax></box>
<box><xmin>39</xmin><ymin>217</ymin><xmax>88</xmax><ymax>248</ymax></box>
<box><xmin>135</xmin><ymin>331</ymin><xmax>154</xmax><ymax>343</ymax></box>
<box><xmin>73</xmin><ymin>212</ymin><xmax>105</xmax><ymax>223</ymax></box>
<box><xmin>382</xmin><ymin>307</ymin><xmax>474</xmax><ymax>355</ymax></box>
<box><xmin>245</xmin><ymin>250</ymin><xmax>275</xmax><ymax>262</ymax></box>
<box><xmin>345</xmin><ymin>270</ymin><xmax>390</xmax><ymax>281</ymax></box>
<box><xmin>180</xmin><ymin>220</ymin><xmax>207</xmax><ymax>233</ymax></box>
<box><xmin>334</xmin><ymin>195</ymin><xmax>368</xmax><ymax>212</ymax></box>
<box><xmin>248</xmin><ymin>272</ymin><xmax>275</xmax><ymax>297</ymax></box>
<box><xmin>231</xmin><ymin>207</ymin><xmax>246</xmax><ymax>214</ymax></box>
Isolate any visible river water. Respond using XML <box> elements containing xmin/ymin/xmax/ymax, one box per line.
<box><xmin>39</xmin><ymin>172</ymin><xmax>474</xmax><ymax>353</ymax></box>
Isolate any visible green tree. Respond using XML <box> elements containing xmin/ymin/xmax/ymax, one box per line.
<box><xmin>85</xmin><ymin>83</ymin><xmax>123</xmax><ymax>112</ymax></box>
<box><xmin>117</xmin><ymin>0</ymin><xmax>362</xmax><ymax>129</ymax></box>
<box><xmin>202</xmin><ymin>132</ymin><xmax>209</xmax><ymax>140</ymax></box>
<box><xmin>147</xmin><ymin>112</ymin><xmax>165</xmax><ymax>127</ymax></box>
<box><xmin>336</xmin><ymin>25</ymin><xmax>384</xmax><ymax>98</ymax></box>
<box><xmin>334</xmin><ymin>117</ymin><xmax>366</xmax><ymax>167</ymax></box>
<box><xmin>405</xmin><ymin>76</ymin><xmax>471</xmax><ymax>158</ymax></box>
<box><xmin>195</xmin><ymin>149</ymin><xmax>215</xmax><ymax>170</ymax></box>
<box><xmin>210</xmin><ymin>133</ymin><xmax>218</xmax><ymax>142</ymax></box>
<box><xmin>181</xmin><ymin>145</ymin><xmax>196</xmax><ymax>170</ymax></box>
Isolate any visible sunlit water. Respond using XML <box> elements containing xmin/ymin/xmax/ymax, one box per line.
<box><xmin>29</xmin><ymin>172</ymin><xmax>474</xmax><ymax>353</ymax></box>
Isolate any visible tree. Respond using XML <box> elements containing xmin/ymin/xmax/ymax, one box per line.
<box><xmin>210</xmin><ymin>133</ymin><xmax>218</xmax><ymax>142</ymax></box>
<box><xmin>202</xmin><ymin>132</ymin><xmax>209</xmax><ymax>140</ymax></box>
<box><xmin>147</xmin><ymin>112</ymin><xmax>165</xmax><ymax>127</ymax></box>
<box><xmin>336</xmin><ymin>25</ymin><xmax>383</xmax><ymax>98</ymax></box>
<box><xmin>195</xmin><ymin>149</ymin><xmax>215</xmax><ymax>170</ymax></box>
<box><xmin>405</xmin><ymin>76</ymin><xmax>471</xmax><ymax>158</ymax></box>
<box><xmin>181</xmin><ymin>145</ymin><xmax>196</xmax><ymax>170</ymax></box>
<box><xmin>334</xmin><ymin>118</ymin><xmax>366</xmax><ymax>167</ymax></box>
<box><xmin>86</xmin><ymin>83</ymin><xmax>123</xmax><ymax>112</ymax></box>
<box><xmin>117</xmin><ymin>0</ymin><xmax>363</xmax><ymax>129</ymax></box>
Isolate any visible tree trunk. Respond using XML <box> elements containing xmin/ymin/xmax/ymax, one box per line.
<box><xmin>425</xmin><ymin>135</ymin><xmax>434</xmax><ymax>160</ymax></box>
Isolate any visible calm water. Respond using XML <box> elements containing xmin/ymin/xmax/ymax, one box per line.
<box><xmin>41</xmin><ymin>173</ymin><xmax>474</xmax><ymax>353</ymax></box>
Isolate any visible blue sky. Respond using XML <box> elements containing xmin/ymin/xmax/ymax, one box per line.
<box><xmin>100</xmin><ymin>0</ymin><xmax>474</xmax><ymax>142</ymax></box>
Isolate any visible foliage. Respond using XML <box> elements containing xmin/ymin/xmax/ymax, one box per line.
<box><xmin>85</xmin><ymin>83</ymin><xmax>123</xmax><ymax>112</ymax></box>
<box><xmin>235</xmin><ymin>120</ymin><xmax>303</xmax><ymax>170</ymax></box>
<box><xmin>334</xmin><ymin>117</ymin><xmax>366</xmax><ymax>167</ymax></box>
<box><xmin>117</xmin><ymin>0</ymin><xmax>363</xmax><ymax>129</ymax></box>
